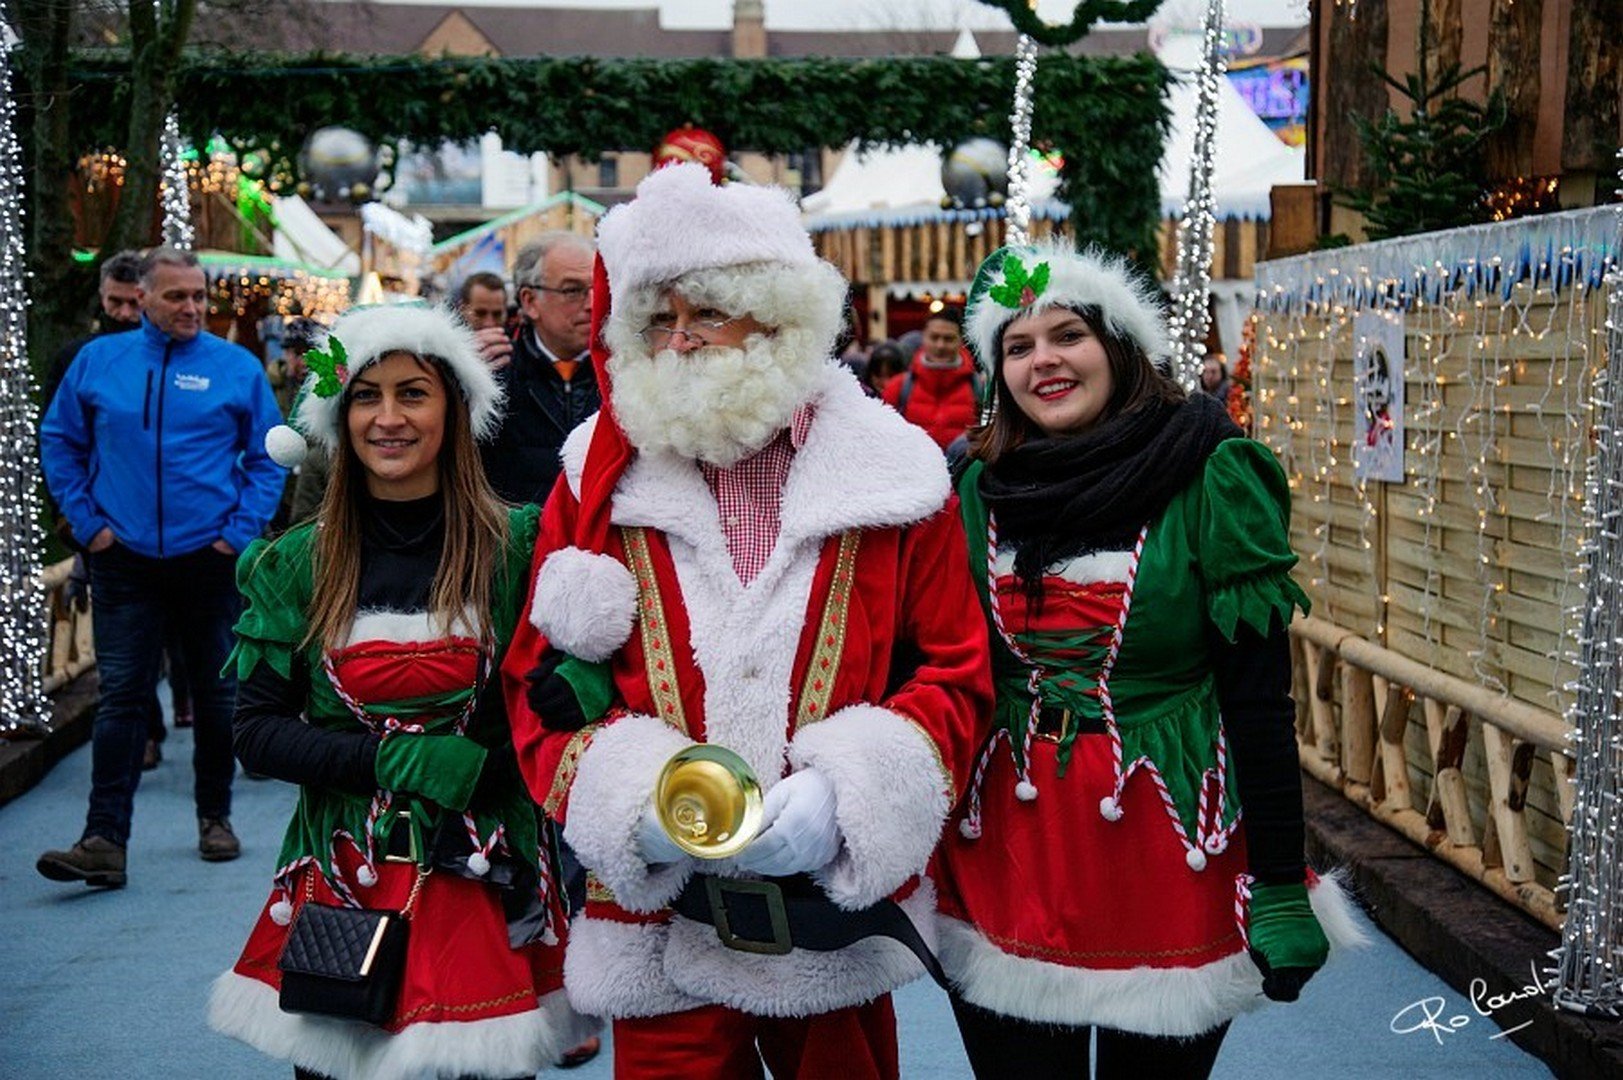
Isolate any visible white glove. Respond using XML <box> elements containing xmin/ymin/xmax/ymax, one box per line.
<box><xmin>636</xmin><ymin>803</ymin><xmax>687</xmax><ymax>866</ymax></box>
<box><xmin>733</xmin><ymin>768</ymin><xmax>842</xmax><ymax>878</ymax></box>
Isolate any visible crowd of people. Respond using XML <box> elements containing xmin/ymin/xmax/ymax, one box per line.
<box><xmin>30</xmin><ymin>163</ymin><xmax>1351</xmax><ymax>1080</ymax></box>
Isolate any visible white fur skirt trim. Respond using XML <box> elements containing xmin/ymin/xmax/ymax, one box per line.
<box><xmin>207</xmin><ymin>970</ymin><xmax>597</xmax><ymax>1080</ymax></box>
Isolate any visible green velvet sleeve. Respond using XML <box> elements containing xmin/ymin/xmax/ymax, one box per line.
<box><xmin>227</xmin><ymin>526</ymin><xmax>315</xmax><ymax>682</ymax></box>
<box><xmin>1198</xmin><ymin>439</ymin><xmax>1311</xmax><ymax>642</ymax></box>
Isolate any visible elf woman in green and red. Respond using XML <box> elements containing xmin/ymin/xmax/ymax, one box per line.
<box><xmin>933</xmin><ymin>244</ymin><xmax>1363</xmax><ymax>1078</ymax></box>
<box><xmin>207</xmin><ymin>305</ymin><xmax>596</xmax><ymax>1079</ymax></box>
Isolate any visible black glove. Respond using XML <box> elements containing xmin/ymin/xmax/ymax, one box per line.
<box><xmin>527</xmin><ymin>650</ymin><xmax>588</xmax><ymax>732</ymax></box>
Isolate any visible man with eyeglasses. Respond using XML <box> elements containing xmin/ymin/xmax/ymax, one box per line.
<box><xmin>503</xmin><ymin>163</ymin><xmax>990</xmax><ymax>1079</ymax></box>
<box><xmin>477</xmin><ymin>231</ymin><xmax>601</xmax><ymax>505</ymax></box>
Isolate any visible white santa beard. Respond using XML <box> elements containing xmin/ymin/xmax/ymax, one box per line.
<box><xmin>608</xmin><ymin>329</ymin><xmax>826</xmax><ymax>467</ymax></box>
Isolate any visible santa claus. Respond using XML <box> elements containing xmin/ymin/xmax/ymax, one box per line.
<box><xmin>501</xmin><ymin>163</ymin><xmax>991</xmax><ymax>1078</ymax></box>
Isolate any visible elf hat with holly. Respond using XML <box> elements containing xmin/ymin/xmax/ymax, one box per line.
<box><xmin>263</xmin><ymin>303</ymin><xmax>503</xmax><ymax>468</ymax></box>
<box><xmin>964</xmin><ymin>241</ymin><xmax>1169</xmax><ymax>381</ymax></box>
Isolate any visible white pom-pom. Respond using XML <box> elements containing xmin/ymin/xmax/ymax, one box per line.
<box><xmin>269</xmin><ymin>899</ymin><xmax>294</xmax><ymax>926</ymax></box>
<box><xmin>1185</xmin><ymin>847</ymin><xmax>1208</xmax><ymax>872</ymax></box>
<box><xmin>1014</xmin><ymin>779</ymin><xmax>1039</xmax><ymax>802</ymax></box>
<box><xmin>959</xmin><ymin>818</ymin><xmax>982</xmax><ymax>840</ymax></box>
<box><xmin>265</xmin><ymin>424</ymin><xmax>309</xmax><ymax>468</ymax></box>
<box><xmin>466</xmin><ymin>851</ymin><xmax>491</xmax><ymax>877</ymax></box>
<box><xmin>355</xmin><ymin>864</ymin><xmax>379</xmax><ymax>888</ymax></box>
<box><xmin>1205</xmin><ymin>835</ymin><xmax>1228</xmax><ymax>855</ymax></box>
<box><xmin>541</xmin><ymin>927</ymin><xmax>560</xmax><ymax>947</ymax></box>
<box><xmin>531</xmin><ymin>546</ymin><xmax>639</xmax><ymax>662</ymax></box>
<box><xmin>1099</xmin><ymin>796</ymin><xmax>1123</xmax><ymax>822</ymax></box>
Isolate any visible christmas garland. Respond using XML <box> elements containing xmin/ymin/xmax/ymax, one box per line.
<box><xmin>49</xmin><ymin>51</ymin><xmax>1169</xmax><ymax>259</ymax></box>
<box><xmin>972</xmin><ymin>0</ymin><xmax>1165</xmax><ymax>48</ymax></box>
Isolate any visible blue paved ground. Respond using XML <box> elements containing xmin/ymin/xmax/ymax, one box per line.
<box><xmin>1</xmin><ymin>705</ymin><xmax>1554</xmax><ymax>1079</ymax></box>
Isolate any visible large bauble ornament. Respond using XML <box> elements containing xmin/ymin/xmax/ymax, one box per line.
<box><xmin>653</xmin><ymin>124</ymin><xmax>728</xmax><ymax>185</ymax></box>
<box><xmin>299</xmin><ymin>127</ymin><xmax>378</xmax><ymax>201</ymax></box>
<box><xmin>941</xmin><ymin>138</ymin><xmax>1009</xmax><ymax>208</ymax></box>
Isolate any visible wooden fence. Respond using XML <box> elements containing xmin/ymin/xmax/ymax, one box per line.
<box><xmin>1252</xmin><ymin>207</ymin><xmax>1619</xmax><ymax>917</ymax></box>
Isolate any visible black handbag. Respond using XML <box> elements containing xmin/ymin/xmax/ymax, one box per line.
<box><xmin>277</xmin><ymin>869</ymin><xmax>427</xmax><ymax>1027</ymax></box>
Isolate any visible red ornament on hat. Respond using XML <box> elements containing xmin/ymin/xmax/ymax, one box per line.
<box><xmin>653</xmin><ymin>124</ymin><xmax>728</xmax><ymax>185</ymax></box>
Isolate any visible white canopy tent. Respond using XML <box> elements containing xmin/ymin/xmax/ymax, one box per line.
<box><xmin>271</xmin><ymin>194</ymin><xmax>362</xmax><ymax>277</ymax></box>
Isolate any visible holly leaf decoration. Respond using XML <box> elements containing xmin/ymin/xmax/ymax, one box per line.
<box><xmin>305</xmin><ymin>336</ymin><xmax>349</xmax><ymax>399</ymax></box>
<box><xmin>987</xmin><ymin>255</ymin><xmax>1051</xmax><ymax>309</ymax></box>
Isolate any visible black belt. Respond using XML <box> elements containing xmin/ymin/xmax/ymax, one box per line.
<box><xmin>1035</xmin><ymin>705</ymin><xmax>1106</xmax><ymax>739</ymax></box>
<box><xmin>672</xmin><ymin>873</ymin><xmax>949</xmax><ymax>990</ymax></box>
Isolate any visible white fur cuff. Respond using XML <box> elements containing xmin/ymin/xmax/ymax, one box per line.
<box><xmin>1308</xmin><ymin>867</ymin><xmax>1370</xmax><ymax>951</ymax></box>
<box><xmin>789</xmin><ymin>704</ymin><xmax>951</xmax><ymax>909</ymax></box>
<box><xmin>531</xmin><ymin>546</ymin><xmax>638</xmax><ymax>663</ymax></box>
<box><xmin>563</xmin><ymin>714</ymin><xmax>695</xmax><ymax>912</ymax></box>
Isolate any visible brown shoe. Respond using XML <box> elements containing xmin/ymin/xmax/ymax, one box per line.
<box><xmin>141</xmin><ymin>738</ymin><xmax>162</xmax><ymax>771</ymax></box>
<box><xmin>198</xmin><ymin>817</ymin><xmax>241</xmax><ymax>862</ymax></box>
<box><xmin>37</xmin><ymin>836</ymin><xmax>127</xmax><ymax>888</ymax></box>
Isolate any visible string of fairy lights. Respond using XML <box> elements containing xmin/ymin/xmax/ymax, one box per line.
<box><xmin>159</xmin><ymin>110</ymin><xmax>194</xmax><ymax>250</ymax></box>
<box><xmin>1166</xmin><ymin>0</ymin><xmax>1226</xmax><ymax>390</ymax></box>
<box><xmin>0</xmin><ymin>23</ymin><xmax>53</xmax><ymax>736</ymax></box>
<box><xmin>1001</xmin><ymin>30</ymin><xmax>1039</xmax><ymax>247</ymax></box>
<box><xmin>1553</xmin><ymin>153</ymin><xmax>1623</xmax><ymax>1018</ymax></box>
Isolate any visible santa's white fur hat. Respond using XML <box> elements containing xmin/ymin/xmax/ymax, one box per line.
<box><xmin>964</xmin><ymin>241</ymin><xmax>1169</xmax><ymax>378</ymax></box>
<box><xmin>596</xmin><ymin>163</ymin><xmax>847</xmax><ymax>352</ymax></box>
<box><xmin>279</xmin><ymin>303</ymin><xmax>503</xmax><ymax>460</ymax></box>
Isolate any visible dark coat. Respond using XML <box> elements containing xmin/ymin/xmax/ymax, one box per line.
<box><xmin>479</xmin><ymin>327</ymin><xmax>601</xmax><ymax>507</ymax></box>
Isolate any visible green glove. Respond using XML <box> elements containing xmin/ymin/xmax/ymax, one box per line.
<box><xmin>1247</xmin><ymin>881</ymin><xmax>1330</xmax><ymax>1002</ymax></box>
<box><xmin>374</xmin><ymin>734</ymin><xmax>488</xmax><ymax>812</ymax></box>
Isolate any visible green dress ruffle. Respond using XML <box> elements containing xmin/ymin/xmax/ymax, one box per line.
<box><xmin>228</xmin><ymin>504</ymin><xmax>543</xmax><ymax>886</ymax></box>
<box><xmin>961</xmin><ymin>438</ymin><xmax>1310</xmax><ymax>846</ymax></box>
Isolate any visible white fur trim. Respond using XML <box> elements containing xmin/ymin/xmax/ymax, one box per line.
<box><xmin>208</xmin><ymin>970</ymin><xmax>596</xmax><ymax>1080</ymax></box>
<box><xmin>562</xmin><ymin>713</ymin><xmax>697</xmax><ymax>913</ymax></box>
<box><xmin>530</xmin><ymin>546</ymin><xmax>638</xmax><ymax>663</ymax></box>
<box><xmin>294</xmin><ymin>304</ymin><xmax>504</xmax><ymax>456</ymax></box>
<box><xmin>598</xmin><ymin>163</ymin><xmax>820</xmax><ymax>314</ymax></box>
<box><xmin>938</xmin><ymin>916</ymin><xmax>1263</xmax><ymax>1037</ymax></box>
<box><xmin>965</xmin><ymin>242</ymin><xmax>1169</xmax><ymax>376</ymax></box>
<box><xmin>993</xmin><ymin>547</ymin><xmax>1133</xmax><ymax>586</ymax></box>
<box><xmin>265</xmin><ymin>424</ymin><xmax>308</xmax><ymax>468</ymax></box>
<box><xmin>660</xmin><ymin>879</ymin><xmax>941</xmax><ymax>1018</ymax></box>
<box><xmin>789</xmin><ymin>704</ymin><xmax>952</xmax><ymax>910</ymax></box>
<box><xmin>937</xmin><ymin>871</ymin><xmax>1370</xmax><ymax>1037</ymax></box>
<box><xmin>1309</xmin><ymin>867</ymin><xmax>1371</xmax><ymax>951</ymax></box>
<box><xmin>560</xmin><ymin>413</ymin><xmax>597</xmax><ymax>500</ymax></box>
<box><xmin>343</xmin><ymin>608</ymin><xmax>476</xmax><ymax>648</ymax></box>
<box><xmin>562</xmin><ymin>915</ymin><xmax>708</xmax><ymax>1019</ymax></box>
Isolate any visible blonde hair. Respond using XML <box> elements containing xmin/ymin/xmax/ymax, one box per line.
<box><xmin>305</xmin><ymin>355</ymin><xmax>508</xmax><ymax>650</ymax></box>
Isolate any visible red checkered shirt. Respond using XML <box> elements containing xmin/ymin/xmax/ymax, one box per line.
<box><xmin>700</xmin><ymin>407</ymin><xmax>816</xmax><ymax>586</ymax></box>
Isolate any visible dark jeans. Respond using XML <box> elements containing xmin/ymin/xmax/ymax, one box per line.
<box><xmin>951</xmin><ymin>996</ymin><xmax>1229</xmax><ymax>1080</ymax></box>
<box><xmin>84</xmin><ymin>543</ymin><xmax>240</xmax><ymax>846</ymax></box>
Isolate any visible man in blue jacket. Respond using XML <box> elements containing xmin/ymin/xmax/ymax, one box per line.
<box><xmin>36</xmin><ymin>247</ymin><xmax>285</xmax><ymax>888</ymax></box>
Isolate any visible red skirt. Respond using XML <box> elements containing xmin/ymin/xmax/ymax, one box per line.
<box><xmin>939</xmin><ymin>732</ymin><xmax>1247</xmax><ymax>969</ymax></box>
<box><xmin>210</xmin><ymin>844</ymin><xmax>590</xmax><ymax>1080</ymax></box>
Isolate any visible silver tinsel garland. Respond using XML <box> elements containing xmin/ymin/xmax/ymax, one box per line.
<box><xmin>160</xmin><ymin>110</ymin><xmax>194</xmax><ymax>250</ymax></box>
<box><xmin>1167</xmin><ymin>0</ymin><xmax>1227</xmax><ymax>390</ymax></box>
<box><xmin>1553</xmin><ymin>150</ymin><xmax>1623</xmax><ymax>1018</ymax></box>
<box><xmin>0</xmin><ymin>25</ymin><xmax>53</xmax><ymax>735</ymax></box>
<box><xmin>1003</xmin><ymin>32</ymin><xmax>1039</xmax><ymax>248</ymax></box>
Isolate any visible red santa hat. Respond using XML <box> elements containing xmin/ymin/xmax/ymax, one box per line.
<box><xmin>530</xmin><ymin>163</ymin><xmax>845</xmax><ymax>661</ymax></box>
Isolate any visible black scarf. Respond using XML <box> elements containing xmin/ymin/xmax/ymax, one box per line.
<box><xmin>980</xmin><ymin>392</ymin><xmax>1242</xmax><ymax>584</ymax></box>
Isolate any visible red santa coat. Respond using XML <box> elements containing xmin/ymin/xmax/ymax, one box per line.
<box><xmin>502</xmin><ymin>366</ymin><xmax>992</xmax><ymax>1020</ymax></box>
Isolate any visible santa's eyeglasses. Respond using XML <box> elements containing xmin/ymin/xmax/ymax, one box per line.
<box><xmin>638</xmin><ymin>315</ymin><xmax>736</xmax><ymax>349</ymax></box>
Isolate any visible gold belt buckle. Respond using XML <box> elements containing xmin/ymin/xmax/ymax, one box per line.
<box><xmin>383</xmin><ymin>810</ymin><xmax>421</xmax><ymax>864</ymax></box>
<box><xmin>705</xmin><ymin>876</ymin><xmax>793</xmax><ymax>956</ymax></box>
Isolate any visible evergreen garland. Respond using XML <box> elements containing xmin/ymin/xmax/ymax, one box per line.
<box><xmin>51</xmin><ymin>51</ymin><xmax>1170</xmax><ymax>259</ymax></box>
<box><xmin>972</xmin><ymin>0</ymin><xmax>1164</xmax><ymax>48</ymax></box>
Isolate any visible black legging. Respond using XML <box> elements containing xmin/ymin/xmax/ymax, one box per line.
<box><xmin>951</xmin><ymin>996</ymin><xmax>1230</xmax><ymax>1080</ymax></box>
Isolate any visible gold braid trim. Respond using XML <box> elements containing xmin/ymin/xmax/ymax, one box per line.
<box><xmin>793</xmin><ymin>530</ymin><xmax>862</xmax><ymax>732</ymax></box>
<box><xmin>619</xmin><ymin>526</ymin><xmax>689</xmax><ymax>736</ymax></box>
<box><xmin>544</xmin><ymin>723</ymin><xmax>602</xmax><ymax>817</ymax></box>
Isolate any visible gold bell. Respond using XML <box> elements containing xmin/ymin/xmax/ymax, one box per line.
<box><xmin>655</xmin><ymin>744</ymin><xmax>764</xmax><ymax>859</ymax></box>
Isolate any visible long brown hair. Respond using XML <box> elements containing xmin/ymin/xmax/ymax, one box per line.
<box><xmin>305</xmin><ymin>354</ymin><xmax>509</xmax><ymax>651</ymax></box>
<box><xmin>968</xmin><ymin>304</ymin><xmax>1185</xmax><ymax>466</ymax></box>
